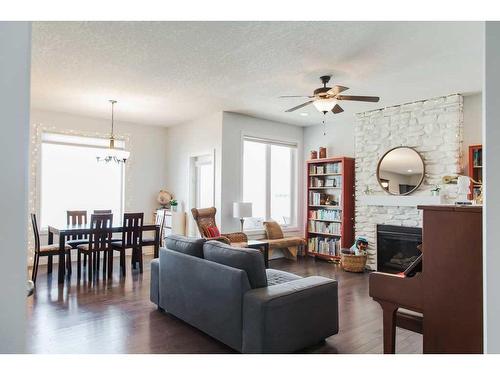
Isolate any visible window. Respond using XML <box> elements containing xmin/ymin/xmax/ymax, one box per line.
<box><xmin>242</xmin><ymin>137</ymin><xmax>297</xmax><ymax>230</ymax></box>
<box><xmin>39</xmin><ymin>132</ymin><xmax>125</xmax><ymax>228</ymax></box>
<box><xmin>193</xmin><ymin>154</ymin><xmax>214</xmax><ymax>209</ymax></box>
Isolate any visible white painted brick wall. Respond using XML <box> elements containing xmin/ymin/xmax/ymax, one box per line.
<box><xmin>354</xmin><ymin>94</ymin><xmax>463</xmax><ymax>269</ymax></box>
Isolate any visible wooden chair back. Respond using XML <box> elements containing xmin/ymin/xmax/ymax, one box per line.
<box><xmin>191</xmin><ymin>207</ymin><xmax>218</xmax><ymax>238</ymax></box>
<box><xmin>67</xmin><ymin>210</ymin><xmax>87</xmax><ymax>240</ymax></box>
<box><xmin>121</xmin><ymin>212</ymin><xmax>144</xmax><ymax>248</ymax></box>
<box><xmin>30</xmin><ymin>213</ymin><xmax>41</xmax><ymax>254</ymax></box>
<box><xmin>94</xmin><ymin>209</ymin><xmax>112</xmax><ymax>214</ymax></box>
<box><xmin>155</xmin><ymin>210</ymin><xmax>168</xmax><ymax>245</ymax></box>
<box><xmin>88</xmin><ymin>214</ymin><xmax>113</xmax><ymax>252</ymax></box>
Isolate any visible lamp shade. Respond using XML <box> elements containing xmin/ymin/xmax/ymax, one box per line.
<box><xmin>233</xmin><ymin>202</ymin><xmax>252</xmax><ymax>218</ymax></box>
<box><xmin>313</xmin><ymin>98</ymin><xmax>337</xmax><ymax>113</ymax></box>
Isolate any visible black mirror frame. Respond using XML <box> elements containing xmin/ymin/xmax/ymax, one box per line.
<box><xmin>376</xmin><ymin>146</ymin><xmax>425</xmax><ymax>196</ymax></box>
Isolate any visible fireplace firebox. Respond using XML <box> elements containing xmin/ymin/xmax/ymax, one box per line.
<box><xmin>377</xmin><ymin>224</ymin><xmax>422</xmax><ymax>273</ymax></box>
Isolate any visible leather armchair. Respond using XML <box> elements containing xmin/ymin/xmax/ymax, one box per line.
<box><xmin>191</xmin><ymin>207</ymin><xmax>248</xmax><ymax>246</ymax></box>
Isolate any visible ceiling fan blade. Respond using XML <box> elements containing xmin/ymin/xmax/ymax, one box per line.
<box><xmin>337</xmin><ymin>95</ymin><xmax>380</xmax><ymax>102</ymax></box>
<box><xmin>332</xmin><ymin>104</ymin><xmax>344</xmax><ymax>114</ymax></box>
<box><xmin>279</xmin><ymin>95</ymin><xmax>313</xmax><ymax>98</ymax></box>
<box><xmin>285</xmin><ymin>101</ymin><xmax>314</xmax><ymax>112</ymax></box>
<box><xmin>326</xmin><ymin>85</ymin><xmax>349</xmax><ymax>96</ymax></box>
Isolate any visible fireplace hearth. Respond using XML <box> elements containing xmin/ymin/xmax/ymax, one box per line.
<box><xmin>377</xmin><ymin>224</ymin><xmax>422</xmax><ymax>273</ymax></box>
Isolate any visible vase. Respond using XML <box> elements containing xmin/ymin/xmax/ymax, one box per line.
<box><xmin>319</xmin><ymin>147</ymin><xmax>327</xmax><ymax>159</ymax></box>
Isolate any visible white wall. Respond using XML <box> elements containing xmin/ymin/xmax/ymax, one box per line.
<box><xmin>31</xmin><ymin>109</ymin><xmax>169</xmax><ymax>217</ymax></box>
<box><xmin>164</xmin><ymin>112</ymin><xmax>223</xmax><ymax>235</ymax></box>
<box><xmin>303</xmin><ymin>94</ymin><xmax>482</xmax><ymax>173</ymax></box>
<box><xmin>221</xmin><ymin>112</ymin><xmax>304</xmax><ymax>237</ymax></box>
<box><xmin>0</xmin><ymin>21</ymin><xmax>31</xmax><ymax>353</ymax></box>
<box><xmin>29</xmin><ymin>109</ymin><xmax>169</xmax><ymax>259</ymax></box>
<box><xmin>303</xmin><ymin>115</ymin><xmax>356</xmax><ymax>160</ymax></box>
<box><xmin>484</xmin><ymin>21</ymin><xmax>500</xmax><ymax>354</ymax></box>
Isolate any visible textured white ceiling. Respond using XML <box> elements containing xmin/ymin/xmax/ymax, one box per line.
<box><xmin>31</xmin><ymin>21</ymin><xmax>483</xmax><ymax>127</ymax></box>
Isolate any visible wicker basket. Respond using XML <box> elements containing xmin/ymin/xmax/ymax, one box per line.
<box><xmin>341</xmin><ymin>253</ymin><xmax>367</xmax><ymax>273</ymax></box>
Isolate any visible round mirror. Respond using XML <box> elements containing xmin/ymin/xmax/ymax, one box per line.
<box><xmin>377</xmin><ymin>147</ymin><xmax>425</xmax><ymax>195</ymax></box>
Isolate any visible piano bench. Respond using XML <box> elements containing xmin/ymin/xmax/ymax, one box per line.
<box><xmin>396</xmin><ymin>308</ymin><xmax>423</xmax><ymax>334</ymax></box>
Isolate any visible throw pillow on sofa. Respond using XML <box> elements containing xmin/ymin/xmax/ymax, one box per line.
<box><xmin>203</xmin><ymin>240</ymin><xmax>267</xmax><ymax>289</ymax></box>
<box><xmin>165</xmin><ymin>235</ymin><xmax>206</xmax><ymax>258</ymax></box>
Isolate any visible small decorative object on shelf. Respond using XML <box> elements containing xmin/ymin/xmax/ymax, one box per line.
<box><xmin>430</xmin><ymin>185</ymin><xmax>441</xmax><ymax>196</ymax></box>
<box><xmin>310</xmin><ymin>150</ymin><xmax>318</xmax><ymax>160</ymax></box>
<box><xmin>157</xmin><ymin>190</ymin><xmax>173</xmax><ymax>208</ymax></box>
<box><xmin>456</xmin><ymin>175</ymin><xmax>472</xmax><ymax>204</ymax></box>
<box><xmin>170</xmin><ymin>199</ymin><xmax>178</xmax><ymax>212</ymax></box>
<box><xmin>319</xmin><ymin>147</ymin><xmax>327</xmax><ymax>159</ymax></box>
<box><xmin>306</xmin><ymin>156</ymin><xmax>355</xmax><ymax>263</ymax></box>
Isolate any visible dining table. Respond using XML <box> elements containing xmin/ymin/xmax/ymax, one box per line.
<box><xmin>47</xmin><ymin>223</ymin><xmax>160</xmax><ymax>283</ymax></box>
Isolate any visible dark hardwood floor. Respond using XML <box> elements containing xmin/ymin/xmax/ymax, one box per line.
<box><xmin>26</xmin><ymin>255</ymin><xmax>422</xmax><ymax>354</ymax></box>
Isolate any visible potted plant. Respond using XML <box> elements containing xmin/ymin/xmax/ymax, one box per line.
<box><xmin>170</xmin><ymin>199</ymin><xmax>178</xmax><ymax>212</ymax></box>
<box><xmin>431</xmin><ymin>185</ymin><xmax>441</xmax><ymax>196</ymax></box>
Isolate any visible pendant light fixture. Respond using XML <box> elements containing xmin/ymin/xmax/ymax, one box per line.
<box><xmin>96</xmin><ymin>100</ymin><xmax>130</xmax><ymax>163</ymax></box>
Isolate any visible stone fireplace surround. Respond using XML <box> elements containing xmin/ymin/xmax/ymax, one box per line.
<box><xmin>354</xmin><ymin>94</ymin><xmax>463</xmax><ymax>270</ymax></box>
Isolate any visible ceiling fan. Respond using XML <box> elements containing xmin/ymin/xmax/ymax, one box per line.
<box><xmin>280</xmin><ymin>75</ymin><xmax>380</xmax><ymax>114</ymax></box>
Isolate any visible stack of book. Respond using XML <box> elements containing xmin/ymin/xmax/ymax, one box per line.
<box><xmin>310</xmin><ymin>177</ymin><xmax>325</xmax><ymax>187</ymax></box>
<box><xmin>308</xmin><ymin>220</ymin><xmax>341</xmax><ymax>235</ymax></box>
<box><xmin>473</xmin><ymin>148</ymin><xmax>482</xmax><ymax>167</ymax></box>
<box><xmin>308</xmin><ymin>209</ymin><xmax>342</xmax><ymax>221</ymax></box>
<box><xmin>325</xmin><ymin>162</ymin><xmax>342</xmax><ymax>174</ymax></box>
<box><xmin>307</xmin><ymin>237</ymin><xmax>341</xmax><ymax>256</ymax></box>
<box><xmin>324</xmin><ymin>176</ymin><xmax>341</xmax><ymax>187</ymax></box>
<box><xmin>309</xmin><ymin>192</ymin><xmax>340</xmax><ymax>206</ymax></box>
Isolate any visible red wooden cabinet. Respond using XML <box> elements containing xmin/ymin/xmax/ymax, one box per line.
<box><xmin>305</xmin><ymin>156</ymin><xmax>355</xmax><ymax>261</ymax></box>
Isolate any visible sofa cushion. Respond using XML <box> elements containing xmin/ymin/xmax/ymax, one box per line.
<box><xmin>266</xmin><ymin>269</ymin><xmax>302</xmax><ymax>286</ymax></box>
<box><xmin>165</xmin><ymin>234</ymin><xmax>206</xmax><ymax>258</ymax></box>
<box><xmin>263</xmin><ymin>220</ymin><xmax>284</xmax><ymax>240</ymax></box>
<box><xmin>203</xmin><ymin>240</ymin><xmax>267</xmax><ymax>289</ymax></box>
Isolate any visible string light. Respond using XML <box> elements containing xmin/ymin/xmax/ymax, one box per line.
<box><xmin>27</xmin><ymin>122</ymin><xmax>133</xmax><ymax>262</ymax></box>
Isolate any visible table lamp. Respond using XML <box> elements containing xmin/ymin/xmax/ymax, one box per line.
<box><xmin>233</xmin><ymin>202</ymin><xmax>253</xmax><ymax>232</ymax></box>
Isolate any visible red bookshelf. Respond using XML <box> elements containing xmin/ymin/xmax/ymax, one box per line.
<box><xmin>305</xmin><ymin>156</ymin><xmax>355</xmax><ymax>262</ymax></box>
<box><xmin>468</xmin><ymin>145</ymin><xmax>482</xmax><ymax>200</ymax></box>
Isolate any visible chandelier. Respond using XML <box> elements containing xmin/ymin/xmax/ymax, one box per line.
<box><xmin>96</xmin><ymin>100</ymin><xmax>130</xmax><ymax>163</ymax></box>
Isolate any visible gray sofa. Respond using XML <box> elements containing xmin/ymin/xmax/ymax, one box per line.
<box><xmin>150</xmin><ymin>235</ymin><xmax>339</xmax><ymax>353</ymax></box>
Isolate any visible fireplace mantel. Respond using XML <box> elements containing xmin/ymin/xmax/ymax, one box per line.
<box><xmin>359</xmin><ymin>195</ymin><xmax>444</xmax><ymax>207</ymax></box>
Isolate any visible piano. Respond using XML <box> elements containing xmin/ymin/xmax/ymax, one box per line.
<box><xmin>369</xmin><ymin>205</ymin><xmax>483</xmax><ymax>354</ymax></box>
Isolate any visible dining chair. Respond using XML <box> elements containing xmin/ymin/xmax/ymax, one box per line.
<box><xmin>30</xmin><ymin>213</ymin><xmax>72</xmax><ymax>284</ymax></box>
<box><xmin>76</xmin><ymin>213</ymin><xmax>113</xmax><ymax>281</ymax></box>
<box><xmin>66</xmin><ymin>210</ymin><xmax>89</xmax><ymax>271</ymax></box>
<box><xmin>111</xmin><ymin>212</ymin><xmax>144</xmax><ymax>276</ymax></box>
<box><xmin>143</xmin><ymin>209</ymin><xmax>166</xmax><ymax>251</ymax></box>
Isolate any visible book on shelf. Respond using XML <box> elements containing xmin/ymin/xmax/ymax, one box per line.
<box><xmin>473</xmin><ymin>148</ymin><xmax>482</xmax><ymax>167</ymax></box>
<box><xmin>308</xmin><ymin>220</ymin><xmax>341</xmax><ymax>235</ymax></box>
<box><xmin>308</xmin><ymin>209</ymin><xmax>342</xmax><ymax>221</ymax></box>
<box><xmin>307</xmin><ymin>236</ymin><xmax>341</xmax><ymax>256</ymax></box>
<box><xmin>308</xmin><ymin>192</ymin><xmax>341</xmax><ymax>206</ymax></box>
<box><xmin>309</xmin><ymin>162</ymin><xmax>342</xmax><ymax>175</ymax></box>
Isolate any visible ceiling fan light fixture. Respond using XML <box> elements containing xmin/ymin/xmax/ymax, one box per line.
<box><xmin>313</xmin><ymin>98</ymin><xmax>338</xmax><ymax>113</ymax></box>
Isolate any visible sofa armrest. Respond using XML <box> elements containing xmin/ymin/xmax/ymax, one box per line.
<box><xmin>242</xmin><ymin>276</ymin><xmax>338</xmax><ymax>353</ymax></box>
